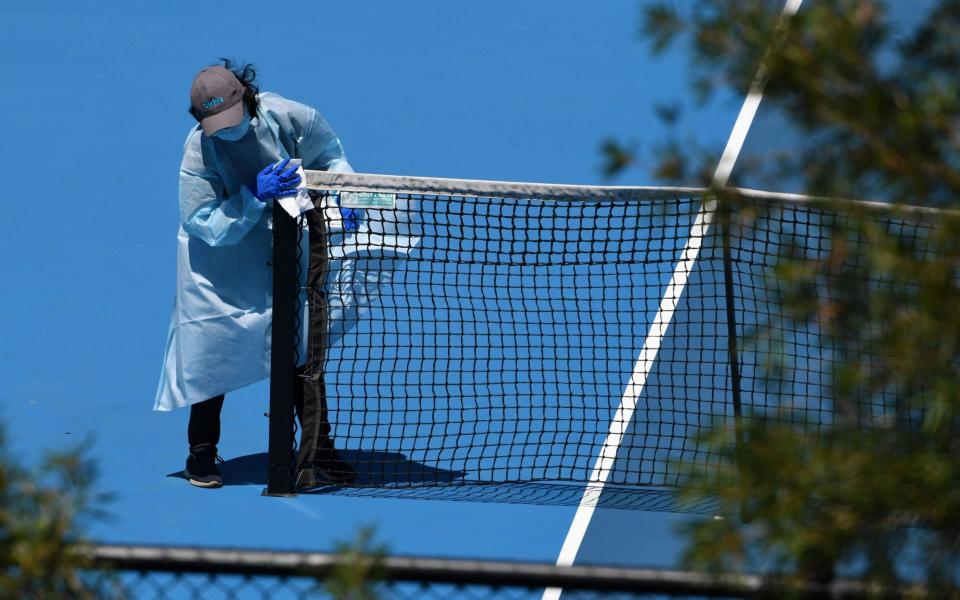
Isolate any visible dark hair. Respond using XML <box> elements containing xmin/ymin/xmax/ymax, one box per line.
<box><xmin>188</xmin><ymin>58</ymin><xmax>260</xmax><ymax>122</ymax></box>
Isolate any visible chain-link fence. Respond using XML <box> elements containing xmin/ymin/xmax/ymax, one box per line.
<box><xmin>78</xmin><ymin>544</ymin><xmax>881</xmax><ymax>599</ymax></box>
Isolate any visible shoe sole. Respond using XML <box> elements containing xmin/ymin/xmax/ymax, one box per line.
<box><xmin>186</xmin><ymin>472</ymin><xmax>223</xmax><ymax>488</ymax></box>
<box><xmin>188</xmin><ymin>478</ymin><xmax>223</xmax><ymax>488</ymax></box>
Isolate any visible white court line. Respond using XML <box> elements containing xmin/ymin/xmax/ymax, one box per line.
<box><xmin>543</xmin><ymin>2</ymin><xmax>804</xmax><ymax>598</ymax></box>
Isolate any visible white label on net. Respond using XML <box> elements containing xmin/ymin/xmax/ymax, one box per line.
<box><xmin>341</xmin><ymin>191</ymin><xmax>396</xmax><ymax>209</ymax></box>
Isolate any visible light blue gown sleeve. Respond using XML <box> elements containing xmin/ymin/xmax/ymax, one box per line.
<box><xmin>280</xmin><ymin>97</ymin><xmax>355</xmax><ymax>174</ymax></box>
<box><xmin>179</xmin><ymin>165</ymin><xmax>267</xmax><ymax>247</ymax></box>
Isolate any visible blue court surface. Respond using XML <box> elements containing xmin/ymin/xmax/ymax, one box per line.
<box><xmin>3</xmin><ymin>0</ymin><xmax>886</xmax><ymax>578</ymax></box>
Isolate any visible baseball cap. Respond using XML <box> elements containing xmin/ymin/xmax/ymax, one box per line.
<box><xmin>190</xmin><ymin>66</ymin><xmax>246</xmax><ymax>135</ymax></box>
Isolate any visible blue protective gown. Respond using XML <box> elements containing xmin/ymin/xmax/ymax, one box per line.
<box><xmin>154</xmin><ymin>92</ymin><xmax>353</xmax><ymax>411</ymax></box>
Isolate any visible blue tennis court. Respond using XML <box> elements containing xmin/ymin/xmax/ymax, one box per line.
<box><xmin>9</xmin><ymin>0</ymin><xmax>909</xmax><ymax>588</ymax></box>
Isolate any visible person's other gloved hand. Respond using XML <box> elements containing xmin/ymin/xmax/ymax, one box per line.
<box><xmin>247</xmin><ymin>158</ymin><xmax>302</xmax><ymax>201</ymax></box>
<box><xmin>340</xmin><ymin>207</ymin><xmax>360</xmax><ymax>232</ymax></box>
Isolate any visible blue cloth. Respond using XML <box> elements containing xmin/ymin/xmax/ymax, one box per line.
<box><xmin>340</xmin><ymin>206</ymin><xmax>360</xmax><ymax>231</ymax></box>
<box><xmin>155</xmin><ymin>92</ymin><xmax>354</xmax><ymax>411</ymax></box>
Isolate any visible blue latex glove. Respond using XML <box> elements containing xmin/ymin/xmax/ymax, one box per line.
<box><xmin>247</xmin><ymin>158</ymin><xmax>302</xmax><ymax>201</ymax></box>
<box><xmin>340</xmin><ymin>207</ymin><xmax>360</xmax><ymax>232</ymax></box>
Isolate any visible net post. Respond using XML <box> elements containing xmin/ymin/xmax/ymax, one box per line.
<box><xmin>265</xmin><ymin>204</ymin><xmax>298</xmax><ymax>497</ymax></box>
<box><xmin>719</xmin><ymin>190</ymin><xmax>749</xmax><ymax>521</ymax></box>
<box><xmin>718</xmin><ymin>192</ymin><xmax>744</xmax><ymax>441</ymax></box>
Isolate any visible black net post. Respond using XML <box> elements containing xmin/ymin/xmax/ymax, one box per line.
<box><xmin>265</xmin><ymin>205</ymin><xmax>299</xmax><ymax>496</ymax></box>
<box><xmin>718</xmin><ymin>192</ymin><xmax>744</xmax><ymax>444</ymax></box>
<box><xmin>719</xmin><ymin>191</ymin><xmax>750</xmax><ymax>523</ymax></box>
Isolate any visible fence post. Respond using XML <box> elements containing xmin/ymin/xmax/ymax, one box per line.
<box><xmin>265</xmin><ymin>205</ymin><xmax>298</xmax><ymax>496</ymax></box>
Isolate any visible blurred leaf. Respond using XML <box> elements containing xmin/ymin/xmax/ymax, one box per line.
<box><xmin>653</xmin><ymin>146</ymin><xmax>687</xmax><ymax>183</ymax></box>
<box><xmin>600</xmin><ymin>139</ymin><xmax>636</xmax><ymax>177</ymax></box>
<box><xmin>654</xmin><ymin>102</ymin><xmax>682</xmax><ymax>125</ymax></box>
<box><xmin>325</xmin><ymin>527</ymin><xmax>388</xmax><ymax>600</ymax></box>
<box><xmin>642</xmin><ymin>5</ymin><xmax>685</xmax><ymax>53</ymax></box>
<box><xmin>0</xmin><ymin>429</ymin><xmax>107</xmax><ymax>598</ymax></box>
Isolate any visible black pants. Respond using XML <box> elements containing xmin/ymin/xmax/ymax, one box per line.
<box><xmin>189</xmin><ymin>210</ymin><xmax>333</xmax><ymax>467</ymax></box>
<box><xmin>187</xmin><ymin>368</ymin><xmax>331</xmax><ymax>470</ymax></box>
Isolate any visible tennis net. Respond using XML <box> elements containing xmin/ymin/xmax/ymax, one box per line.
<box><xmin>265</xmin><ymin>172</ymin><xmax>939</xmax><ymax>493</ymax></box>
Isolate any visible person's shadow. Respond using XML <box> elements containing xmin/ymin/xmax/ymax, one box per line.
<box><xmin>168</xmin><ymin>449</ymin><xmax>466</xmax><ymax>489</ymax></box>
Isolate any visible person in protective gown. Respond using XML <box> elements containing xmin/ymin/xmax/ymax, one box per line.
<box><xmin>155</xmin><ymin>61</ymin><xmax>356</xmax><ymax>489</ymax></box>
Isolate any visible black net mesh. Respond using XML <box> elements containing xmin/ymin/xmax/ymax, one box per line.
<box><xmin>79</xmin><ymin>543</ymin><xmax>767</xmax><ymax>600</ymax></box>
<box><xmin>80</xmin><ymin>568</ymin><xmax>713</xmax><ymax>599</ymax></box>
<box><xmin>285</xmin><ymin>178</ymin><xmax>937</xmax><ymax>490</ymax></box>
<box><xmin>303</xmin><ymin>188</ymin><xmax>726</xmax><ymax>488</ymax></box>
<box><xmin>729</xmin><ymin>197</ymin><xmax>936</xmax><ymax>433</ymax></box>
<box><xmin>80</xmin><ymin>543</ymin><xmax>781</xmax><ymax>600</ymax></box>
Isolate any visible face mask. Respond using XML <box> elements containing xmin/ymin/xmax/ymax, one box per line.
<box><xmin>212</xmin><ymin>113</ymin><xmax>251</xmax><ymax>141</ymax></box>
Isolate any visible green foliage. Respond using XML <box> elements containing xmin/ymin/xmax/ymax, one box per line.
<box><xmin>683</xmin><ymin>420</ymin><xmax>959</xmax><ymax>597</ymax></box>
<box><xmin>642</xmin><ymin>5</ymin><xmax>684</xmax><ymax>53</ymax></box>
<box><xmin>0</xmin><ymin>429</ymin><xmax>107</xmax><ymax>599</ymax></box>
<box><xmin>627</xmin><ymin>0</ymin><xmax>960</xmax><ymax>596</ymax></box>
<box><xmin>324</xmin><ymin>527</ymin><xmax>388</xmax><ymax>600</ymax></box>
<box><xmin>600</xmin><ymin>138</ymin><xmax>636</xmax><ymax>177</ymax></box>
<box><xmin>640</xmin><ymin>0</ymin><xmax>960</xmax><ymax>201</ymax></box>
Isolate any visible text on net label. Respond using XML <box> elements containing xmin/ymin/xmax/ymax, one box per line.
<box><xmin>340</xmin><ymin>191</ymin><xmax>396</xmax><ymax>209</ymax></box>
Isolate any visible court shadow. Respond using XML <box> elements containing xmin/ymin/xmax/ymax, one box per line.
<box><xmin>168</xmin><ymin>455</ymin><xmax>716</xmax><ymax>515</ymax></box>
<box><xmin>167</xmin><ymin>449</ymin><xmax>467</xmax><ymax>488</ymax></box>
<box><xmin>317</xmin><ymin>483</ymin><xmax>718</xmax><ymax>515</ymax></box>
<box><xmin>303</xmin><ymin>449</ymin><xmax>469</xmax><ymax>489</ymax></box>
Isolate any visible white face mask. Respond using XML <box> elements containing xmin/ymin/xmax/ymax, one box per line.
<box><xmin>212</xmin><ymin>113</ymin><xmax>251</xmax><ymax>141</ymax></box>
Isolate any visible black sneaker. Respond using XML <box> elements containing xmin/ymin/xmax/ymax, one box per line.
<box><xmin>295</xmin><ymin>466</ymin><xmax>321</xmax><ymax>491</ymax></box>
<box><xmin>185</xmin><ymin>443</ymin><xmax>223</xmax><ymax>488</ymax></box>
<box><xmin>296</xmin><ymin>442</ymin><xmax>356</xmax><ymax>490</ymax></box>
<box><xmin>315</xmin><ymin>444</ymin><xmax>357</xmax><ymax>485</ymax></box>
